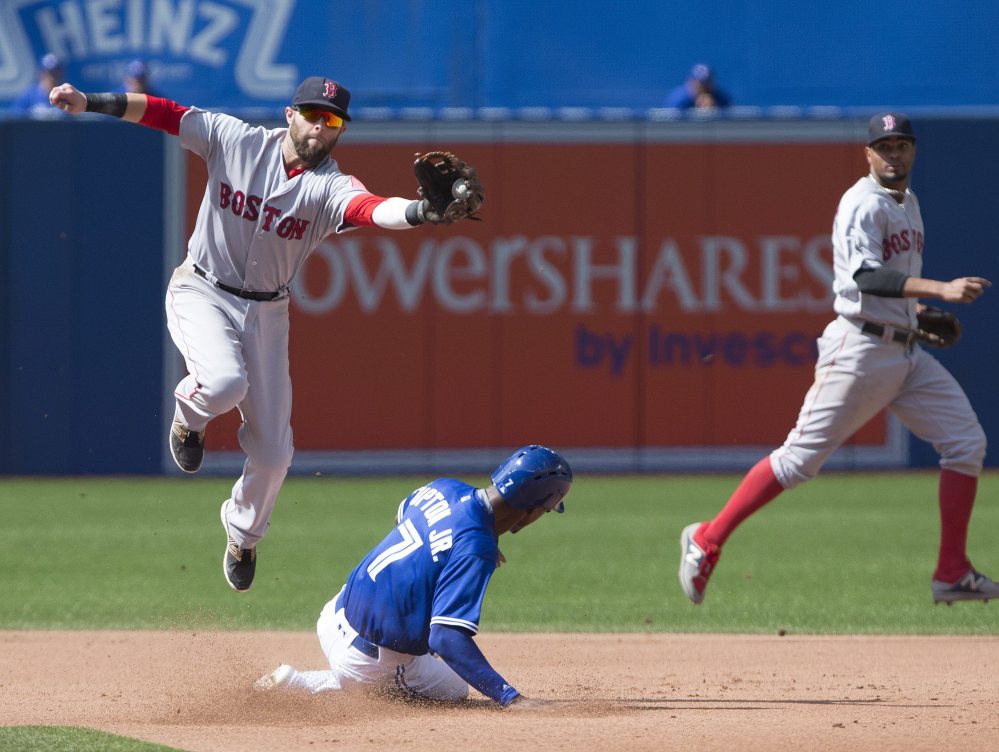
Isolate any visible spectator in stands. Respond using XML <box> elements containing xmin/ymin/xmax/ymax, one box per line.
<box><xmin>117</xmin><ymin>59</ymin><xmax>159</xmax><ymax>96</ymax></box>
<box><xmin>11</xmin><ymin>54</ymin><xmax>67</xmax><ymax>117</ymax></box>
<box><xmin>665</xmin><ymin>63</ymin><xmax>731</xmax><ymax>110</ymax></box>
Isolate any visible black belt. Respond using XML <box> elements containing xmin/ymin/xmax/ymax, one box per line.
<box><xmin>334</xmin><ymin>590</ymin><xmax>380</xmax><ymax>658</ymax></box>
<box><xmin>351</xmin><ymin>634</ymin><xmax>380</xmax><ymax>658</ymax></box>
<box><xmin>861</xmin><ymin>321</ymin><xmax>915</xmax><ymax>347</ymax></box>
<box><xmin>193</xmin><ymin>265</ymin><xmax>281</xmax><ymax>302</ymax></box>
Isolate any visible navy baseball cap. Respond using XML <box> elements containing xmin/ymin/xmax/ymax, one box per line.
<box><xmin>39</xmin><ymin>53</ymin><xmax>63</xmax><ymax>72</ymax></box>
<box><xmin>868</xmin><ymin>112</ymin><xmax>916</xmax><ymax>145</ymax></box>
<box><xmin>125</xmin><ymin>59</ymin><xmax>148</xmax><ymax>79</ymax></box>
<box><xmin>292</xmin><ymin>76</ymin><xmax>351</xmax><ymax>121</ymax></box>
<box><xmin>690</xmin><ymin>63</ymin><xmax>714</xmax><ymax>82</ymax></box>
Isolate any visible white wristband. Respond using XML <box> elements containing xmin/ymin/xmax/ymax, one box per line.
<box><xmin>371</xmin><ymin>197</ymin><xmax>420</xmax><ymax>230</ymax></box>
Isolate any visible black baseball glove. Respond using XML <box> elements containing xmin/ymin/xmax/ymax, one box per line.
<box><xmin>413</xmin><ymin>151</ymin><xmax>484</xmax><ymax>224</ymax></box>
<box><xmin>915</xmin><ymin>305</ymin><xmax>962</xmax><ymax>348</ymax></box>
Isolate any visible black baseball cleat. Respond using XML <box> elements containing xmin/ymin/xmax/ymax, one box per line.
<box><xmin>931</xmin><ymin>569</ymin><xmax>999</xmax><ymax>605</ymax></box>
<box><xmin>223</xmin><ymin>541</ymin><xmax>257</xmax><ymax>592</ymax></box>
<box><xmin>221</xmin><ymin>502</ymin><xmax>256</xmax><ymax>592</ymax></box>
<box><xmin>169</xmin><ymin>418</ymin><xmax>205</xmax><ymax>473</ymax></box>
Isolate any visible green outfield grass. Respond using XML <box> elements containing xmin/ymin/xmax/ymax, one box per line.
<box><xmin>1</xmin><ymin>472</ymin><xmax>996</xmax><ymax>634</ymax></box>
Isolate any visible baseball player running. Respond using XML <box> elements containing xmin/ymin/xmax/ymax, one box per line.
<box><xmin>254</xmin><ymin>445</ymin><xmax>572</xmax><ymax>708</ymax></box>
<box><xmin>49</xmin><ymin>76</ymin><xmax>480</xmax><ymax>593</ymax></box>
<box><xmin>679</xmin><ymin>112</ymin><xmax>997</xmax><ymax>606</ymax></box>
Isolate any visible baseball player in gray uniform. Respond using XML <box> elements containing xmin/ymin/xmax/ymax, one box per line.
<box><xmin>679</xmin><ymin>112</ymin><xmax>997</xmax><ymax>606</ymax></box>
<box><xmin>50</xmin><ymin>76</ymin><xmax>470</xmax><ymax>593</ymax></box>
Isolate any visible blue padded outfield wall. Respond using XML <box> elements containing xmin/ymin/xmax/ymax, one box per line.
<box><xmin>0</xmin><ymin>120</ymin><xmax>166</xmax><ymax>473</ymax></box>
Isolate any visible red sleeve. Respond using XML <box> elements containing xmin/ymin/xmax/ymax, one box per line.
<box><xmin>138</xmin><ymin>95</ymin><xmax>189</xmax><ymax>136</ymax></box>
<box><xmin>343</xmin><ymin>193</ymin><xmax>387</xmax><ymax>228</ymax></box>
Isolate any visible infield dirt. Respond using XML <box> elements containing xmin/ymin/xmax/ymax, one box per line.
<box><xmin>1</xmin><ymin>631</ymin><xmax>996</xmax><ymax>751</ymax></box>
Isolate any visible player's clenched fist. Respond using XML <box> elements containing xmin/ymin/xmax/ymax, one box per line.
<box><xmin>942</xmin><ymin>276</ymin><xmax>991</xmax><ymax>303</ymax></box>
<box><xmin>48</xmin><ymin>83</ymin><xmax>86</xmax><ymax>115</ymax></box>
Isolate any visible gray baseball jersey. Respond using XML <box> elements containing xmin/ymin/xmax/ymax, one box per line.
<box><xmin>179</xmin><ymin>108</ymin><xmax>367</xmax><ymax>294</ymax></box>
<box><xmin>832</xmin><ymin>175</ymin><xmax>924</xmax><ymax>330</ymax></box>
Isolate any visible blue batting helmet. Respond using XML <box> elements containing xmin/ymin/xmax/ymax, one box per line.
<box><xmin>490</xmin><ymin>445</ymin><xmax>572</xmax><ymax>513</ymax></box>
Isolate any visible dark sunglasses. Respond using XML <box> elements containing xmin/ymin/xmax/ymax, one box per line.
<box><xmin>294</xmin><ymin>106</ymin><xmax>344</xmax><ymax>128</ymax></box>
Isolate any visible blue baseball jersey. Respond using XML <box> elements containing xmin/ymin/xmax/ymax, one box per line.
<box><xmin>342</xmin><ymin>479</ymin><xmax>500</xmax><ymax>656</ymax></box>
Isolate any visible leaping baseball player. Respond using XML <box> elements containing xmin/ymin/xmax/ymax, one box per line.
<box><xmin>49</xmin><ymin>76</ymin><xmax>484</xmax><ymax>593</ymax></box>
<box><xmin>254</xmin><ymin>445</ymin><xmax>572</xmax><ymax>708</ymax></box>
<box><xmin>679</xmin><ymin>112</ymin><xmax>997</xmax><ymax>607</ymax></box>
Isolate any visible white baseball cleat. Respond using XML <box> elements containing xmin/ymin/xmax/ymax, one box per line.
<box><xmin>678</xmin><ymin>522</ymin><xmax>721</xmax><ymax>605</ymax></box>
<box><xmin>254</xmin><ymin>664</ymin><xmax>295</xmax><ymax>691</ymax></box>
<box><xmin>932</xmin><ymin>569</ymin><xmax>999</xmax><ymax>604</ymax></box>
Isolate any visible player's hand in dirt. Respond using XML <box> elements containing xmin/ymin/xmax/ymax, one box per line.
<box><xmin>505</xmin><ymin>695</ymin><xmax>554</xmax><ymax>710</ymax></box>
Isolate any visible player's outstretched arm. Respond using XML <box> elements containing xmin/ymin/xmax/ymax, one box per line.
<box><xmin>903</xmin><ymin>275</ymin><xmax>991</xmax><ymax>304</ymax></box>
<box><xmin>427</xmin><ymin>623</ymin><xmax>522</xmax><ymax>707</ymax></box>
<box><xmin>49</xmin><ymin>83</ymin><xmax>147</xmax><ymax>122</ymax></box>
<box><xmin>345</xmin><ymin>194</ymin><xmax>427</xmax><ymax>230</ymax></box>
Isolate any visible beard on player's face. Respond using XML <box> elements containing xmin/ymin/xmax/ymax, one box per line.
<box><xmin>872</xmin><ymin>162</ymin><xmax>910</xmax><ymax>188</ymax></box>
<box><xmin>290</xmin><ymin>123</ymin><xmax>340</xmax><ymax>167</ymax></box>
<box><xmin>876</xmin><ymin>163</ymin><xmax>907</xmax><ymax>181</ymax></box>
<box><xmin>867</xmin><ymin>140</ymin><xmax>914</xmax><ymax>187</ymax></box>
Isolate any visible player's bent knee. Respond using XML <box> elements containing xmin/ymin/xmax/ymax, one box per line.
<box><xmin>440</xmin><ymin>682</ymin><xmax>469</xmax><ymax>702</ymax></box>
<box><xmin>199</xmin><ymin>373</ymin><xmax>250</xmax><ymax>413</ymax></box>
<box><xmin>769</xmin><ymin>453</ymin><xmax>818</xmax><ymax>490</ymax></box>
<box><xmin>419</xmin><ymin>674</ymin><xmax>468</xmax><ymax>702</ymax></box>
<box><xmin>938</xmin><ymin>426</ymin><xmax>987</xmax><ymax>476</ymax></box>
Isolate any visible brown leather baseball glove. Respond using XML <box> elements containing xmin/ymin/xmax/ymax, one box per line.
<box><xmin>916</xmin><ymin>305</ymin><xmax>962</xmax><ymax>348</ymax></box>
<box><xmin>413</xmin><ymin>151</ymin><xmax>484</xmax><ymax>224</ymax></box>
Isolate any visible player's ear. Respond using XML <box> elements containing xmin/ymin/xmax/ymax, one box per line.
<box><xmin>284</xmin><ymin>106</ymin><xmax>295</xmax><ymax>125</ymax></box>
